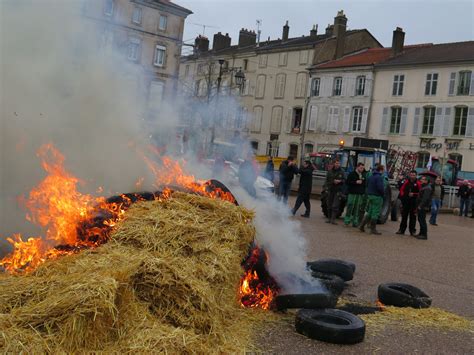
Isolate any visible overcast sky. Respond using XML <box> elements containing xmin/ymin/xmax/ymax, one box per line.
<box><xmin>178</xmin><ymin>0</ymin><xmax>473</xmax><ymax>55</ymax></box>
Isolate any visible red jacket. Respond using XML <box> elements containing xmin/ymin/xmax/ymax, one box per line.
<box><xmin>399</xmin><ymin>179</ymin><xmax>422</xmax><ymax>199</ymax></box>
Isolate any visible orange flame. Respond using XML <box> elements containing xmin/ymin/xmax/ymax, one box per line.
<box><xmin>0</xmin><ymin>143</ymin><xmax>127</xmax><ymax>273</ymax></box>
<box><xmin>376</xmin><ymin>299</ymin><xmax>386</xmax><ymax>311</ymax></box>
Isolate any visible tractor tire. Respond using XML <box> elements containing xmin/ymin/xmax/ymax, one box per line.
<box><xmin>378</xmin><ymin>187</ymin><xmax>391</xmax><ymax>224</ymax></box>
<box><xmin>391</xmin><ymin>199</ymin><xmax>401</xmax><ymax>222</ymax></box>
<box><xmin>378</xmin><ymin>283</ymin><xmax>432</xmax><ymax>309</ymax></box>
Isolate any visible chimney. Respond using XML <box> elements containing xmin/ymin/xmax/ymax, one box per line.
<box><xmin>238</xmin><ymin>28</ymin><xmax>256</xmax><ymax>47</ymax></box>
<box><xmin>333</xmin><ymin>10</ymin><xmax>347</xmax><ymax>59</ymax></box>
<box><xmin>282</xmin><ymin>20</ymin><xmax>289</xmax><ymax>41</ymax></box>
<box><xmin>194</xmin><ymin>35</ymin><xmax>209</xmax><ymax>53</ymax></box>
<box><xmin>212</xmin><ymin>32</ymin><xmax>231</xmax><ymax>51</ymax></box>
<box><xmin>391</xmin><ymin>27</ymin><xmax>405</xmax><ymax>56</ymax></box>
<box><xmin>310</xmin><ymin>24</ymin><xmax>318</xmax><ymax>37</ymax></box>
<box><xmin>325</xmin><ymin>24</ymin><xmax>334</xmax><ymax>36</ymax></box>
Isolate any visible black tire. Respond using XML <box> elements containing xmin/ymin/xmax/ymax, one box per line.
<box><xmin>295</xmin><ymin>309</ymin><xmax>365</xmax><ymax>344</ymax></box>
<box><xmin>207</xmin><ymin>179</ymin><xmax>239</xmax><ymax>205</ymax></box>
<box><xmin>310</xmin><ymin>271</ymin><xmax>345</xmax><ymax>296</ymax></box>
<box><xmin>307</xmin><ymin>259</ymin><xmax>354</xmax><ymax>282</ymax></box>
<box><xmin>275</xmin><ymin>293</ymin><xmax>337</xmax><ymax>311</ymax></box>
<box><xmin>378</xmin><ymin>283</ymin><xmax>432</xmax><ymax>309</ymax></box>
<box><xmin>378</xmin><ymin>186</ymin><xmax>391</xmax><ymax>224</ymax></box>
<box><xmin>391</xmin><ymin>198</ymin><xmax>401</xmax><ymax>222</ymax></box>
<box><xmin>308</xmin><ymin>258</ymin><xmax>356</xmax><ymax>273</ymax></box>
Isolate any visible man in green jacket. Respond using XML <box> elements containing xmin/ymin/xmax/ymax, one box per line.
<box><xmin>344</xmin><ymin>162</ymin><xmax>366</xmax><ymax>227</ymax></box>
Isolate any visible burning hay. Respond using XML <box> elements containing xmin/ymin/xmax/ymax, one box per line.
<box><xmin>0</xmin><ymin>192</ymin><xmax>268</xmax><ymax>353</ymax></box>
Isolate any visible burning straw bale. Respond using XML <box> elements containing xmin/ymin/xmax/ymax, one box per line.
<box><xmin>0</xmin><ymin>192</ymin><xmax>265</xmax><ymax>353</ymax></box>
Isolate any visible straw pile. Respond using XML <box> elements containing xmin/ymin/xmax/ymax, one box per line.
<box><xmin>0</xmin><ymin>192</ymin><xmax>266</xmax><ymax>353</ymax></box>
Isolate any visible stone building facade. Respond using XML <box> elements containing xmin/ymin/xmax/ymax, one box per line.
<box><xmin>178</xmin><ymin>11</ymin><xmax>382</xmax><ymax>160</ymax></box>
<box><xmin>83</xmin><ymin>0</ymin><xmax>191</xmax><ymax>114</ymax></box>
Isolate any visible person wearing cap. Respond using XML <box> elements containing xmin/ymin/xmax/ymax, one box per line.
<box><xmin>344</xmin><ymin>162</ymin><xmax>366</xmax><ymax>227</ymax></box>
<box><xmin>291</xmin><ymin>159</ymin><xmax>315</xmax><ymax>218</ymax></box>
<box><xmin>457</xmin><ymin>180</ymin><xmax>471</xmax><ymax>217</ymax></box>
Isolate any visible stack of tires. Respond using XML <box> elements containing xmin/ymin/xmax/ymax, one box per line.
<box><xmin>276</xmin><ymin>259</ymin><xmax>365</xmax><ymax>345</ymax></box>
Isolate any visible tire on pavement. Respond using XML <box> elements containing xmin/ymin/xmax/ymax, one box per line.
<box><xmin>295</xmin><ymin>308</ymin><xmax>366</xmax><ymax>344</ymax></box>
<box><xmin>378</xmin><ymin>282</ymin><xmax>432</xmax><ymax>309</ymax></box>
<box><xmin>308</xmin><ymin>259</ymin><xmax>356</xmax><ymax>273</ymax></box>
<box><xmin>310</xmin><ymin>271</ymin><xmax>345</xmax><ymax>296</ymax></box>
<box><xmin>307</xmin><ymin>259</ymin><xmax>354</xmax><ymax>281</ymax></box>
<box><xmin>275</xmin><ymin>293</ymin><xmax>337</xmax><ymax>311</ymax></box>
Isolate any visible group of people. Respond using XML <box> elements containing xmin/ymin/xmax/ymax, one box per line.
<box><xmin>457</xmin><ymin>179</ymin><xmax>474</xmax><ymax>218</ymax></box>
<box><xmin>272</xmin><ymin>155</ymin><xmax>456</xmax><ymax>240</ymax></box>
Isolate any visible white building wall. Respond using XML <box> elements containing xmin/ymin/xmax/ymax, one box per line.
<box><xmin>369</xmin><ymin>64</ymin><xmax>474</xmax><ymax>171</ymax></box>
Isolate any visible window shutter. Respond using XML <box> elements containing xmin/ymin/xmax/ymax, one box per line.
<box><xmin>400</xmin><ymin>107</ymin><xmax>408</xmax><ymax>135</ymax></box>
<box><xmin>361</xmin><ymin>107</ymin><xmax>368</xmax><ymax>133</ymax></box>
<box><xmin>286</xmin><ymin>108</ymin><xmax>293</xmax><ymax>133</ymax></box>
<box><xmin>342</xmin><ymin>106</ymin><xmax>351</xmax><ymax>132</ymax></box>
<box><xmin>320</xmin><ymin>77</ymin><xmax>328</xmax><ymax>97</ymax></box>
<box><xmin>433</xmin><ymin>107</ymin><xmax>444</xmax><ymax>136</ymax></box>
<box><xmin>308</xmin><ymin>106</ymin><xmax>318</xmax><ymax>131</ymax></box>
<box><xmin>364</xmin><ymin>77</ymin><xmax>371</xmax><ymax>96</ymax></box>
<box><xmin>326</xmin><ymin>107</ymin><xmax>333</xmax><ymax>132</ymax></box>
<box><xmin>448</xmin><ymin>72</ymin><xmax>456</xmax><ymax>96</ymax></box>
<box><xmin>380</xmin><ymin>107</ymin><xmax>389</xmax><ymax>134</ymax></box>
<box><xmin>442</xmin><ymin>107</ymin><xmax>452</xmax><ymax>136</ymax></box>
<box><xmin>329</xmin><ymin>107</ymin><xmax>339</xmax><ymax>132</ymax></box>
<box><xmin>412</xmin><ymin>107</ymin><xmax>421</xmax><ymax>135</ymax></box>
<box><xmin>470</xmin><ymin>74</ymin><xmax>474</xmax><ymax>95</ymax></box>
<box><xmin>349</xmin><ymin>77</ymin><xmax>356</xmax><ymax>96</ymax></box>
<box><xmin>466</xmin><ymin>107</ymin><xmax>474</xmax><ymax>137</ymax></box>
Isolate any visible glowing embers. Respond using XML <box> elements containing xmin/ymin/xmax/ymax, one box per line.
<box><xmin>239</xmin><ymin>245</ymin><xmax>280</xmax><ymax>310</ymax></box>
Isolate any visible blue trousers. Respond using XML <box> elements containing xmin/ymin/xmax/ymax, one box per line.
<box><xmin>429</xmin><ymin>199</ymin><xmax>441</xmax><ymax>224</ymax></box>
<box><xmin>460</xmin><ymin>198</ymin><xmax>470</xmax><ymax>216</ymax></box>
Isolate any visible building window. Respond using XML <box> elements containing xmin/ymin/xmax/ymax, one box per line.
<box><xmin>292</xmin><ymin>108</ymin><xmax>303</xmax><ymax>133</ymax></box>
<box><xmin>132</xmin><ymin>6</ymin><xmax>142</xmax><ymax>24</ymax></box>
<box><xmin>389</xmin><ymin>107</ymin><xmax>402</xmax><ymax>134</ymax></box>
<box><xmin>270</xmin><ymin>106</ymin><xmax>282</xmax><ymax>133</ymax></box>
<box><xmin>457</xmin><ymin>71</ymin><xmax>472</xmax><ymax>95</ymax></box>
<box><xmin>158</xmin><ymin>15</ymin><xmax>167</xmax><ymax>31</ymax></box>
<box><xmin>243</xmin><ymin>59</ymin><xmax>248</xmax><ymax>70</ymax></box>
<box><xmin>153</xmin><ymin>45</ymin><xmax>166</xmax><ymax>67</ymax></box>
<box><xmin>295</xmin><ymin>72</ymin><xmax>307</xmax><ymax>98</ymax></box>
<box><xmin>417</xmin><ymin>152</ymin><xmax>430</xmax><ymax>169</ymax></box>
<box><xmin>333</xmin><ymin>77</ymin><xmax>342</xmax><ymax>96</ymax></box>
<box><xmin>453</xmin><ymin>106</ymin><xmax>468</xmax><ymax>136</ymax></box>
<box><xmin>289</xmin><ymin>144</ymin><xmax>299</xmax><ymax>159</ymax></box>
<box><xmin>449</xmin><ymin>153</ymin><xmax>462</xmax><ymax>170</ymax></box>
<box><xmin>279</xmin><ymin>52</ymin><xmax>288</xmax><ymax>66</ymax></box>
<box><xmin>267</xmin><ymin>138</ymin><xmax>279</xmax><ymax>157</ymax></box>
<box><xmin>421</xmin><ymin>107</ymin><xmax>436</xmax><ymax>135</ymax></box>
<box><xmin>274</xmin><ymin>73</ymin><xmax>286</xmax><ymax>99</ymax></box>
<box><xmin>424</xmin><ymin>73</ymin><xmax>438</xmax><ymax>96</ymax></box>
<box><xmin>127</xmin><ymin>38</ymin><xmax>141</xmax><ymax>61</ymax></box>
<box><xmin>104</xmin><ymin>0</ymin><xmax>114</xmax><ymax>16</ymax></box>
<box><xmin>255</xmin><ymin>75</ymin><xmax>266</xmax><ymax>98</ymax></box>
<box><xmin>304</xmin><ymin>143</ymin><xmax>314</xmax><ymax>155</ymax></box>
<box><xmin>355</xmin><ymin>76</ymin><xmax>366</xmax><ymax>96</ymax></box>
<box><xmin>258</xmin><ymin>54</ymin><xmax>267</xmax><ymax>68</ymax></box>
<box><xmin>392</xmin><ymin>74</ymin><xmax>404</xmax><ymax>96</ymax></box>
<box><xmin>184</xmin><ymin>65</ymin><xmax>190</xmax><ymax>77</ymax></box>
<box><xmin>310</xmin><ymin>78</ymin><xmax>320</xmax><ymax>96</ymax></box>
<box><xmin>352</xmin><ymin>107</ymin><xmax>363</xmax><ymax>132</ymax></box>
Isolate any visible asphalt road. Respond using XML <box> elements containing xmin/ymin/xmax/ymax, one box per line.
<box><xmin>255</xmin><ymin>196</ymin><xmax>473</xmax><ymax>354</ymax></box>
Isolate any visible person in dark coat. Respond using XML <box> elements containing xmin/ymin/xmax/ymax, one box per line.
<box><xmin>238</xmin><ymin>154</ymin><xmax>257</xmax><ymax>198</ymax></box>
<box><xmin>396</xmin><ymin>170</ymin><xmax>421</xmax><ymax>236</ymax></box>
<box><xmin>429</xmin><ymin>176</ymin><xmax>445</xmax><ymax>226</ymax></box>
<box><xmin>344</xmin><ymin>162</ymin><xmax>366</xmax><ymax>227</ymax></box>
<box><xmin>415</xmin><ymin>175</ymin><xmax>432</xmax><ymax>240</ymax></box>
<box><xmin>264</xmin><ymin>156</ymin><xmax>275</xmax><ymax>183</ymax></box>
<box><xmin>359</xmin><ymin>164</ymin><xmax>385</xmax><ymax>235</ymax></box>
<box><xmin>291</xmin><ymin>159</ymin><xmax>314</xmax><ymax>217</ymax></box>
<box><xmin>278</xmin><ymin>156</ymin><xmax>298</xmax><ymax>204</ymax></box>
<box><xmin>457</xmin><ymin>180</ymin><xmax>471</xmax><ymax>217</ymax></box>
<box><xmin>324</xmin><ymin>159</ymin><xmax>345</xmax><ymax>224</ymax></box>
